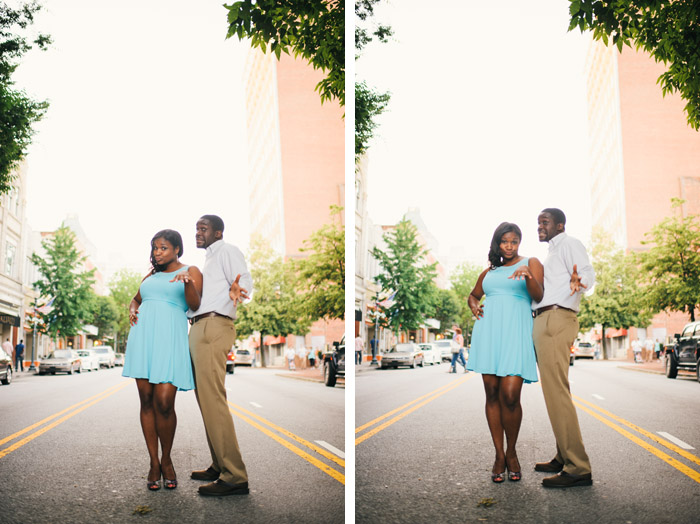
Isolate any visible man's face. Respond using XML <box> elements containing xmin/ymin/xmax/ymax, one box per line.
<box><xmin>195</xmin><ymin>219</ymin><xmax>221</xmax><ymax>249</ymax></box>
<box><xmin>537</xmin><ymin>212</ymin><xmax>563</xmax><ymax>242</ymax></box>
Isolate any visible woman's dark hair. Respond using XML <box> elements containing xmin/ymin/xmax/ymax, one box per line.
<box><xmin>150</xmin><ymin>229</ymin><xmax>183</xmax><ymax>272</ymax></box>
<box><xmin>488</xmin><ymin>222</ymin><xmax>522</xmax><ymax>269</ymax></box>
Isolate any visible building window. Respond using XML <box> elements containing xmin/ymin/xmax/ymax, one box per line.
<box><xmin>5</xmin><ymin>243</ymin><xmax>16</xmax><ymax>277</ymax></box>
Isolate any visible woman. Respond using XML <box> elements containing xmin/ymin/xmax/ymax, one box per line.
<box><xmin>467</xmin><ymin>222</ymin><xmax>543</xmax><ymax>483</ymax></box>
<box><xmin>449</xmin><ymin>327</ymin><xmax>467</xmax><ymax>373</ymax></box>
<box><xmin>122</xmin><ymin>229</ymin><xmax>203</xmax><ymax>491</ymax></box>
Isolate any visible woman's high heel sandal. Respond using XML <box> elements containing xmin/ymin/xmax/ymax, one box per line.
<box><xmin>164</xmin><ymin>478</ymin><xmax>178</xmax><ymax>490</ymax></box>
<box><xmin>491</xmin><ymin>471</ymin><xmax>505</xmax><ymax>483</ymax></box>
<box><xmin>147</xmin><ymin>479</ymin><xmax>161</xmax><ymax>491</ymax></box>
<box><xmin>508</xmin><ymin>469</ymin><xmax>522</xmax><ymax>482</ymax></box>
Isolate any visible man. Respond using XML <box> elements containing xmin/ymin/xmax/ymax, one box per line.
<box><xmin>14</xmin><ymin>340</ymin><xmax>24</xmax><ymax>372</ymax></box>
<box><xmin>355</xmin><ymin>335</ymin><xmax>364</xmax><ymax>365</ymax></box>
<box><xmin>177</xmin><ymin>215</ymin><xmax>253</xmax><ymax>497</ymax></box>
<box><xmin>2</xmin><ymin>338</ymin><xmax>12</xmax><ymax>363</ymax></box>
<box><xmin>532</xmin><ymin>208</ymin><xmax>595</xmax><ymax>488</ymax></box>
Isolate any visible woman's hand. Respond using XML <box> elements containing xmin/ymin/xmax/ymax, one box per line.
<box><xmin>129</xmin><ymin>308</ymin><xmax>139</xmax><ymax>326</ymax></box>
<box><xmin>470</xmin><ymin>303</ymin><xmax>484</xmax><ymax>320</ymax></box>
<box><xmin>509</xmin><ymin>265</ymin><xmax>533</xmax><ymax>280</ymax></box>
<box><xmin>170</xmin><ymin>268</ymin><xmax>193</xmax><ymax>285</ymax></box>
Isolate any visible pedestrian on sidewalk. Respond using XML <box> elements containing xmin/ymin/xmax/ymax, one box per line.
<box><xmin>297</xmin><ymin>345</ymin><xmax>308</xmax><ymax>369</ymax></box>
<box><xmin>467</xmin><ymin>222</ymin><xmax>543</xmax><ymax>483</ymax></box>
<box><xmin>14</xmin><ymin>340</ymin><xmax>24</xmax><ymax>371</ymax></box>
<box><xmin>654</xmin><ymin>339</ymin><xmax>662</xmax><ymax>360</ymax></box>
<box><xmin>123</xmin><ymin>229</ymin><xmax>202</xmax><ymax>491</ymax></box>
<box><xmin>632</xmin><ymin>339</ymin><xmax>642</xmax><ymax>363</ymax></box>
<box><xmin>449</xmin><ymin>327</ymin><xmax>467</xmax><ymax>373</ymax></box>
<box><xmin>3</xmin><ymin>338</ymin><xmax>12</xmax><ymax>366</ymax></box>
<box><xmin>286</xmin><ymin>346</ymin><xmax>296</xmax><ymax>370</ymax></box>
<box><xmin>184</xmin><ymin>215</ymin><xmax>253</xmax><ymax>497</ymax></box>
<box><xmin>644</xmin><ymin>338</ymin><xmax>654</xmax><ymax>362</ymax></box>
<box><xmin>531</xmin><ymin>208</ymin><xmax>594</xmax><ymax>488</ymax></box>
<box><xmin>308</xmin><ymin>348</ymin><xmax>316</xmax><ymax>368</ymax></box>
<box><xmin>355</xmin><ymin>335</ymin><xmax>364</xmax><ymax>365</ymax></box>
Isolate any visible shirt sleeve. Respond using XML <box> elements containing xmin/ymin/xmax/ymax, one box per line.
<box><xmin>221</xmin><ymin>244</ymin><xmax>254</xmax><ymax>301</ymax></box>
<box><xmin>562</xmin><ymin>237</ymin><xmax>596</xmax><ymax>292</ymax></box>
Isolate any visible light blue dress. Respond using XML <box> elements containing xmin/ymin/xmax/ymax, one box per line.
<box><xmin>122</xmin><ymin>266</ymin><xmax>195</xmax><ymax>391</ymax></box>
<box><xmin>467</xmin><ymin>258</ymin><xmax>538</xmax><ymax>383</ymax></box>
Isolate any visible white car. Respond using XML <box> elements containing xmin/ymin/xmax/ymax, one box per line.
<box><xmin>418</xmin><ymin>343</ymin><xmax>441</xmax><ymax>365</ymax></box>
<box><xmin>92</xmin><ymin>345</ymin><xmax>116</xmax><ymax>368</ymax></box>
<box><xmin>433</xmin><ymin>339</ymin><xmax>457</xmax><ymax>362</ymax></box>
<box><xmin>76</xmin><ymin>349</ymin><xmax>100</xmax><ymax>371</ymax></box>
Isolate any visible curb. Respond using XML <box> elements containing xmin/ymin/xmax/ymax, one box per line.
<box><xmin>275</xmin><ymin>372</ymin><xmax>324</xmax><ymax>384</ymax></box>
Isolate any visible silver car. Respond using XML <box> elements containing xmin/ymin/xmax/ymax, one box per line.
<box><xmin>433</xmin><ymin>339</ymin><xmax>456</xmax><ymax>362</ymax></box>
<box><xmin>39</xmin><ymin>350</ymin><xmax>82</xmax><ymax>375</ymax></box>
<box><xmin>381</xmin><ymin>343</ymin><xmax>424</xmax><ymax>369</ymax></box>
<box><xmin>418</xmin><ymin>343</ymin><xmax>441</xmax><ymax>365</ymax></box>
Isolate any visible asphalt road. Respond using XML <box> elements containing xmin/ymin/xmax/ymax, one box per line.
<box><xmin>355</xmin><ymin>359</ymin><xmax>700</xmax><ymax>524</ymax></box>
<box><xmin>0</xmin><ymin>365</ymin><xmax>344</xmax><ymax>524</ymax></box>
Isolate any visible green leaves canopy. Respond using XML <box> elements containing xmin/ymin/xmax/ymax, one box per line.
<box><xmin>637</xmin><ymin>199</ymin><xmax>700</xmax><ymax>322</ymax></box>
<box><xmin>225</xmin><ymin>0</ymin><xmax>344</xmax><ymax>105</ymax></box>
<box><xmin>0</xmin><ymin>1</ymin><xmax>51</xmax><ymax>194</ymax></box>
<box><xmin>108</xmin><ymin>269</ymin><xmax>142</xmax><ymax>351</ymax></box>
<box><xmin>295</xmin><ymin>205</ymin><xmax>345</xmax><ymax>321</ymax></box>
<box><xmin>31</xmin><ymin>225</ymin><xmax>96</xmax><ymax>339</ymax></box>
<box><xmin>569</xmin><ymin>0</ymin><xmax>700</xmax><ymax>129</ymax></box>
<box><xmin>371</xmin><ymin>219</ymin><xmax>437</xmax><ymax>335</ymax></box>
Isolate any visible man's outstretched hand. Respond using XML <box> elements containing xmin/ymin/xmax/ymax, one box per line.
<box><xmin>230</xmin><ymin>274</ymin><xmax>250</xmax><ymax>305</ymax></box>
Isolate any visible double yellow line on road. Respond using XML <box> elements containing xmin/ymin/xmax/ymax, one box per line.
<box><xmin>228</xmin><ymin>401</ymin><xmax>345</xmax><ymax>485</ymax></box>
<box><xmin>355</xmin><ymin>374</ymin><xmax>474</xmax><ymax>446</ymax></box>
<box><xmin>0</xmin><ymin>381</ymin><xmax>130</xmax><ymax>460</ymax></box>
<box><xmin>573</xmin><ymin>395</ymin><xmax>700</xmax><ymax>484</ymax></box>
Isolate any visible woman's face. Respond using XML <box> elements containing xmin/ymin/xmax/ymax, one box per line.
<box><xmin>152</xmin><ymin>237</ymin><xmax>179</xmax><ymax>266</ymax></box>
<box><xmin>499</xmin><ymin>231</ymin><xmax>520</xmax><ymax>260</ymax></box>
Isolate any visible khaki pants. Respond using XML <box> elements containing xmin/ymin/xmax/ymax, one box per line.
<box><xmin>189</xmin><ymin>316</ymin><xmax>248</xmax><ymax>484</ymax></box>
<box><xmin>533</xmin><ymin>309</ymin><xmax>592</xmax><ymax>476</ymax></box>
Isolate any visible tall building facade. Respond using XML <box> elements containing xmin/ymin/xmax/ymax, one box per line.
<box><xmin>243</xmin><ymin>50</ymin><xmax>344</xmax><ymax>364</ymax></box>
<box><xmin>585</xmin><ymin>41</ymin><xmax>700</xmax><ymax>347</ymax></box>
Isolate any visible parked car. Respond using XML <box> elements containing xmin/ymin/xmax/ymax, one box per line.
<box><xmin>665</xmin><ymin>321</ymin><xmax>700</xmax><ymax>382</ymax></box>
<box><xmin>381</xmin><ymin>342</ymin><xmax>424</xmax><ymax>369</ymax></box>
<box><xmin>114</xmin><ymin>353</ymin><xmax>125</xmax><ymax>366</ymax></box>
<box><xmin>418</xmin><ymin>343</ymin><xmax>441</xmax><ymax>365</ymax></box>
<box><xmin>76</xmin><ymin>349</ymin><xmax>100</xmax><ymax>372</ymax></box>
<box><xmin>323</xmin><ymin>337</ymin><xmax>345</xmax><ymax>387</ymax></box>
<box><xmin>434</xmin><ymin>339</ymin><xmax>456</xmax><ymax>362</ymax></box>
<box><xmin>39</xmin><ymin>350</ymin><xmax>82</xmax><ymax>375</ymax></box>
<box><xmin>92</xmin><ymin>345</ymin><xmax>116</xmax><ymax>368</ymax></box>
<box><xmin>572</xmin><ymin>341</ymin><xmax>595</xmax><ymax>359</ymax></box>
<box><xmin>234</xmin><ymin>348</ymin><xmax>254</xmax><ymax>366</ymax></box>
<box><xmin>0</xmin><ymin>347</ymin><xmax>12</xmax><ymax>385</ymax></box>
<box><xmin>226</xmin><ymin>349</ymin><xmax>236</xmax><ymax>374</ymax></box>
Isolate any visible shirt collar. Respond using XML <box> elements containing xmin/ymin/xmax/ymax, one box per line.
<box><xmin>548</xmin><ymin>232</ymin><xmax>567</xmax><ymax>249</ymax></box>
<box><xmin>205</xmin><ymin>239</ymin><xmax>224</xmax><ymax>257</ymax></box>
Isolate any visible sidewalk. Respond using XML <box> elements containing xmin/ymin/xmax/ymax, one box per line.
<box><xmin>276</xmin><ymin>365</ymin><xmax>324</xmax><ymax>383</ymax></box>
<box><xmin>617</xmin><ymin>358</ymin><xmax>665</xmax><ymax>374</ymax></box>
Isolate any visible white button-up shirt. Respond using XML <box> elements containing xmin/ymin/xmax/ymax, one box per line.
<box><xmin>187</xmin><ymin>239</ymin><xmax>253</xmax><ymax>320</ymax></box>
<box><xmin>532</xmin><ymin>232</ymin><xmax>595</xmax><ymax>313</ymax></box>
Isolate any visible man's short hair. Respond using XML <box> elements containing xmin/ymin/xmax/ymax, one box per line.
<box><xmin>200</xmin><ymin>214</ymin><xmax>225</xmax><ymax>233</ymax></box>
<box><xmin>541</xmin><ymin>208</ymin><xmax>566</xmax><ymax>226</ymax></box>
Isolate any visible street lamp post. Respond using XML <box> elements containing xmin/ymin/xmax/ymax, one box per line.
<box><xmin>28</xmin><ymin>298</ymin><xmax>38</xmax><ymax>372</ymax></box>
<box><xmin>370</xmin><ymin>290</ymin><xmax>379</xmax><ymax>366</ymax></box>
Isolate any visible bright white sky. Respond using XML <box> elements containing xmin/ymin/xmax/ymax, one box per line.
<box><xmin>357</xmin><ymin>0</ymin><xmax>594</xmax><ymax>271</ymax></box>
<box><xmin>14</xmin><ymin>0</ymin><xmax>251</xmax><ymax>282</ymax></box>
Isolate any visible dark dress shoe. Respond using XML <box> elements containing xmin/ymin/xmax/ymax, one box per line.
<box><xmin>542</xmin><ymin>471</ymin><xmax>592</xmax><ymax>488</ymax></box>
<box><xmin>534</xmin><ymin>459</ymin><xmax>564</xmax><ymax>473</ymax></box>
<box><xmin>191</xmin><ymin>467</ymin><xmax>220</xmax><ymax>481</ymax></box>
<box><xmin>198</xmin><ymin>479</ymin><xmax>250</xmax><ymax>496</ymax></box>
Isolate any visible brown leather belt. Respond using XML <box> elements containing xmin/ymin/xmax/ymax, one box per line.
<box><xmin>534</xmin><ymin>305</ymin><xmax>576</xmax><ymax>317</ymax></box>
<box><xmin>189</xmin><ymin>312</ymin><xmax>233</xmax><ymax>325</ymax></box>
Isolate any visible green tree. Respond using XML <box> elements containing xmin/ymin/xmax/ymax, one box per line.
<box><xmin>578</xmin><ymin>229</ymin><xmax>651</xmax><ymax>359</ymax></box>
<box><xmin>225</xmin><ymin>0</ymin><xmax>343</xmax><ymax>105</ymax></box>
<box><xmin>355</xmin><ymin>0</ymin><xmax>392</xmax><ymax>160</ymax></box>
<box><xmin>91</xmin><ymin>294</ymin><xmax>119</xmax><ymax>341</ymax></box>
<box><xmin>449</xmin><ymin>261</ymin><xmax>483</xmax><ymax>341</ymax></box>
<box><xmin>0</xmin><ymin>1</ymin><xmax>51</xmax><ymax>193</ymax></box>
<box><xmin>30</xmin><ymin>225</ymin><xmax>96</xmax><ymax>340</ymax></box>
<box><xmin>295</xmin><ymin>205</ymin><xmax>344</xmax><ymax>321</ymax></box>
<box><xmin>568</xmin><ymin>1</ymin><xmax>700</xmax><ymax>129</ymax></box>
<box><xmin>236</xmin><ymin>236</ymin><xmax>311</xmax><ymax>367</ymax></box>
<box><xmin>108</xmin><ymin>269</ymin><xmax>142</xmax><ymax>352</ymax></box>
<box><xmin>637</xmin><ymin>198</ymin><xmax>700</xmax><ymax>322</ymax></box>
<box><xmin>371</xmin><ymin>219</ymin><xmax>437</xmax><ymax>336</ymax></box>
<box><xmin>428</xmin><ymin>285</ymin><xmax>461</xmax><ymax>332</ymax></box>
